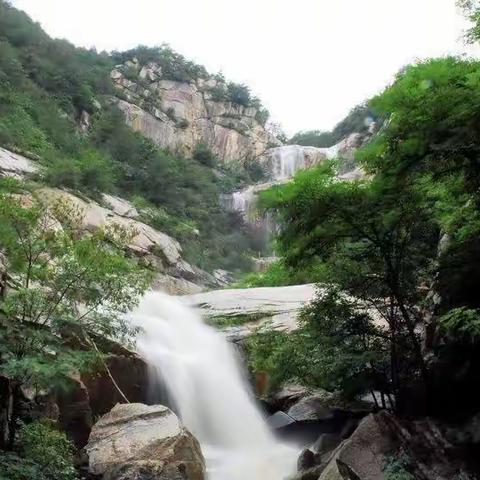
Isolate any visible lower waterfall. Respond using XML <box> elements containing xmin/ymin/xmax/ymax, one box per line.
<box><xmin>129</xmin><ymin>291</ymin><xmax>298</xmax><ymax>480</ymax></box>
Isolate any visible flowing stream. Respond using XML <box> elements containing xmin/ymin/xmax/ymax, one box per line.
<box><xmin>130</xmin><ymin>291</ymin><xmax>298</xmax><ymax>480</ymax></box>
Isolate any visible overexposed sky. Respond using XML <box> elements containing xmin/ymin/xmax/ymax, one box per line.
<box><xmin>10</xmin><ymin>0</ymin><xmax>480</xmax><ymax>134</ymax></box>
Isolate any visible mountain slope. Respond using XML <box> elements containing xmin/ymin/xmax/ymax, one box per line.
<box><xmin>0</xmin><ymin>0</ymin><xmax>271</xmax><ymax>275</ymax></box>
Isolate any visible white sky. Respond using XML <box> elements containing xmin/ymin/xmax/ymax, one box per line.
<box><xmin>10</xmin><ymin>0</ymin><xmax>480</xmax><ymax>135</ymax></box>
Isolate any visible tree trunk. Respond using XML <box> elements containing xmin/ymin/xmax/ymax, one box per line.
<box><xmin>0</xmin><ymin>376</ymin><xmax>13</xmax><ymax>450</ymax></box>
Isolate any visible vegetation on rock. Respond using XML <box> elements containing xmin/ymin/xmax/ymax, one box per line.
<box><xmin>289</xmin><ymin>104</ymin><xmax>380</xmax><ymax>147</ymax></box>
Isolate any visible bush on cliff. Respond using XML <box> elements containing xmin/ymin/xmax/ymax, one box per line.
<box><xmin>45</xmin><ymin>149</ymin><xmax>115</xmax><ymax>195</ymax></box>
<box><xmin>193</xmin><ymin>143</ymin><xmax>217</xmax><ymax>167</ymax></box>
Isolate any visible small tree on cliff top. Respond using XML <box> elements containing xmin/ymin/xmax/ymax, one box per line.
<box><xmin>0</xmin><ymin>179</ymin><xmax>152</xmax><ymax>446</ymax></box>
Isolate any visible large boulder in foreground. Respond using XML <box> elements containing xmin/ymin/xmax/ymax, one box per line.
<box><xmin>86</xmin><ymin>403</ymin><xmax>205</xmax><ymax>480</ymax></box>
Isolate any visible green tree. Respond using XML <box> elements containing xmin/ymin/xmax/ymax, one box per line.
<box><xmin>0</xmin><ymin>181</ymin><xmax>151</xmax><ymax>446</ymax></box>
<box><xmin>260</xmin><ymin>162</ymin><xmax>438</xmax><ymax>410</ymax></box>
<box><xmin>247</xmin><ymin>288</ymin><xmax>390</xmax><ymax>403</ymax></box>
<box><xmin>259</xmin><ymin>56</ymin><xmax>480</xmax><ymax>414</ymax></box>
<box><xmin>458</xmin><ymin>0</ymin><xmax>480</xmax><ymax>43</ymax></box>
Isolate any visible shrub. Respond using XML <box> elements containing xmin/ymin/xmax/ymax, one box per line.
<box><xmin>0</xmin><ymin>421</ymin><xmax>79</xmax><ymax>480</ymax></box>
<box><xmin>44</xmin><ymin>156</ymin><xmax>81</xmax><ymax>189</ymax></box>
<box><xmin>18</xmin><ymin>421</ymin><xmax>78</xmax><ymax>480</ymax></box>
<box><xmin>0</xmin><ymin>452</ymin><xmax>42</xmax><ymax>480</ymax></box>
<box><xmin>256</xmin><ymin>107</ymin><xmax>270</xmax><ymax>125</ymax></box>
<box><xmin>76</xmin><ymin>149</ymin><xmax>115</xmax><ymax>193</ymax></box>
<box><xmin>227</xmin><ymin>82</ymin><xmax>251</xmax><ymax>107</ymax></box>
<box><xmin>193</xmin><ymin>143</ymin><xmax>216</xmax><ymax>167</ymax></box>
<box><xmin>44</xmin><ymin>150</ymin><xmax>114</xmax><ymax>194</ymax></box>
<box><xmin>383</xmin><ymin>453</ymin><xmax>415</xmax><ymax>480</ymax></box>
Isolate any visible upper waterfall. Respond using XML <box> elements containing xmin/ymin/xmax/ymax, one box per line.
<box><xmin>129</xmin><ymin>291</ymin><xmax>298</xmax><ymax>480</ymax></box>
<box><xmin>223</xmin><ymin>143</ymin><xmax>340</xmax><ymax>225</ymax></box>
<box><xmin>266</xmin><ymin>144</ymin><xmax>339</xmax><ymax>181</ymax></box>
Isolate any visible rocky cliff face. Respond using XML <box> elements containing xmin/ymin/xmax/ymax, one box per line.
<box><xmin>0</xmin><ymin>148</ymin><xmax>216</xmax><ymax>294</ymax></box>
<box><xmin>111</xmin><ymin>58</ymin><xmax>278</xmax><ymax>163</ymax></box>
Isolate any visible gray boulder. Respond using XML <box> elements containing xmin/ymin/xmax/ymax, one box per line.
<box><xmin>287</xmin><ymin>391</ymin><xmax>372</xmax><ymax>422</ymax></box>
<box><xmin>268</xmin><ymin>383</ymin><xmax>312</xmax><ymax>411</ymax></box>
<box><xmin>312</xmin><ymin>432</ymin><xmax>342</xmax><ymax>457</ymax></box>
<box><xmin>86</xmin><ymin>403</ymin><xmax>205</xmax><ymax>480</ymax></box>
<box><xmin>318</xmin><ymin>412</ymin><xmax>395</xmax><ymax>480</ymax></box>
<box><xmin>287</xmin><ymin>391</ymin><xmax>337</xmax><ymax>422</ymax></box>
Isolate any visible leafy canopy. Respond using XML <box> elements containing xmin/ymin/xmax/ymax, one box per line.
<box><xmin>254</xmin><ymin>56</ymin><xmax>480</xmax><ymax>413</ymax></box>
<box><xmin>0</xmin><ymin>180</ymin><xmax>152</xmax><ymax>390</ymax></box>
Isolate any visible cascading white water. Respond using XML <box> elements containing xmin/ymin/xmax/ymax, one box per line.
<box><xmin>270</xmin><ymin>145</ymin><xmax>306</xmax><ymax>180</ymax></box>
<box><xmin>269</xmin><ymin>144</ymin><xmax>340</xmax><ymax>181</ymax></box>
<box><xmin>231</xmin><ymin>186</ymin><xmax>258</xmax><ymax>221</ymax></box>
<box><xmin>225</xmin><ymin>144</ymin><xmax>341</xmax><ymax>225</ymax></box>
<box><xmin>129</xmin><ymin>291</ymin><xmax>298</xmax><ymax>480</ymax></box>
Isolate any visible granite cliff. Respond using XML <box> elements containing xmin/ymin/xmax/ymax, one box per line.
<box><xmin>111</xmin><ymin>57</ymin><xmax>278</xmax><ymax>163</ymax></box>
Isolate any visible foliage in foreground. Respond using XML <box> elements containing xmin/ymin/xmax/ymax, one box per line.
<box><xmin>0</xmin><ymin>180</ymin><xmax>151</xmax><ymax>444</ymax></box>
<box><xmin>246</xmin><ymin>288</ymin><xmax>389</xmax><ymax>401</ymax></box>
<box><xmin>0</xmin><ymin>421</ymin><xmax>78</xmax><ymax>480</ymax></box>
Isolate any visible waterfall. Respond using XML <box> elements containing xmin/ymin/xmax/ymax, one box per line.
<box><xmin>225</xmin><ymin>144</ymin><xmax>340</xmax><ymax>223</ymax></box>
<box><xmin>268</xmin><ymin>144</ymin><xmax>339</xmax><ymax>181</ymax></box>
<box><xmin>231</xmin><ymin>186</ymin><xmax>258</xmax><ymax>222</ymax></box>
<box><xmin>129</xmin><ymin>291</ymin><xmax>298</xmax><ymax>480</ymax></box>
<box><xmin>270</xmin><ymin>145</ymin><xmax>306</xmax><ymax>180</ymax></box>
